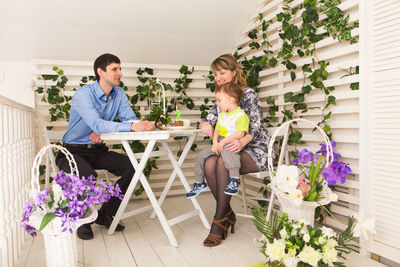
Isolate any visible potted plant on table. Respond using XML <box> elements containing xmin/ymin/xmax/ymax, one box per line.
<box><xmin>144</xmin><ymin>104</ymin><xmax>172</xmax><ymax>129</ymax></box>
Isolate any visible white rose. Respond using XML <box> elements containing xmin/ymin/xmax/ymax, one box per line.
<box><xmin>326</xmin><ymin>238</ymin><xmax>338</xmax><ymax>249</ymax></box>
<box><xmin>298</xmin><ymin>245</ymin><xmax>322</xmax><ymax>266</ymax></box>
<box><xmin>266</xmin><ymin>239</ymin><xmax>286</xmax><ymax>262</ymax></box>
<box><xmin>322</xmin><ymin>246</ymin><xmax>337</xmax><ymax>266</ymax></box>
<box><xmin>321</xmin><ymin>226</ymin><xmax>336</xmax><ymax>238</ymax></box>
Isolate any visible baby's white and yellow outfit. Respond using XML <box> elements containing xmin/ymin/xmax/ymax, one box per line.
<box><xmin>194</xmin><ymin>107</ymin><xmax>249</xmax><ymax>182</ymax></box>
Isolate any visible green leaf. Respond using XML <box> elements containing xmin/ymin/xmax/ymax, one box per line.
<box><xmin>326</xmin><ymin>95</ymin><xmax>336</xmax><ymax>106</ymax></box>
<box><xmin>290</xmin><ymin>71</ymin><xmax>296</xmax><ymax>81</ymax></box>
<box><xmin>302</xmin><ymin>85</ymin><xmax>312</xmax><ymax>94</ymax></box>
<box><xmin>350</xmin><ymin>82</ymin><xmax>359</xmax><ymax>90</ymax></box>
<box><xmin>39</xmin><ymin>213</ymin><xmax>56</xmax><ymax>232</ymax></box>
<box><xmin>248</xmin><ymin>29</ymin><xmax>258</xmax><ymax>39</ymax></box>
<box><xmin>268</xmin><ymin>57</ymin><xmax>278</xmax><ymax>67</ymax></box>
<box><xmin>284</xmin><ymin>92</ymin><xmax>294</xmax><ymax>103</ymax></box>
<box><xmin>179</xmin><ymin>65</ymin><xmax>188</xmax><ymax>74</ymax></box>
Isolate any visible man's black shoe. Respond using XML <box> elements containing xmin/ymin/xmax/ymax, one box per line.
<box><xmin>95</xmin><ymin>213</ymin><xmax>125</xmax><ymax>231</ymax></box>
<box><xmin>77</xmin><ymin>223</ymin><xmax>94</xmax><ymax>240</ymax></box>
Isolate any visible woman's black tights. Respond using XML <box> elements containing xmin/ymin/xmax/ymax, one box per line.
<box><xmin>204</xmin><ymin>151</ymin><xmax>259</xmax><ymax>235</ymax></box>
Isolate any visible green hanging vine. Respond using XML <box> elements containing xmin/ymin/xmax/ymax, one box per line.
<box><xmin>231</xmin><ymin>0</ymin><xmax>358</xmax><ymax>144</ymax></box>
<box><xmin>35</xmin><ymin>64</ymin><xmax>200</xmax><ymax>195</ymax></box>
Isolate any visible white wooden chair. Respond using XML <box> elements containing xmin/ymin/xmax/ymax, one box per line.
<box><xmin>237</xmin><ymin>124</ymin><xmax>290</xmax><ymax>218</ymax></box>
<box><xmin>42</xmin><ymin>127</ymin><xmax>111</xmax><ymax>185</ymax></box>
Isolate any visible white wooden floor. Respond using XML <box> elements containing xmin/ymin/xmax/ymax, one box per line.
<box><xmin>17</xmin><ymin>193</ymin><xmax>385</xmax><ymax>267</ymax></box>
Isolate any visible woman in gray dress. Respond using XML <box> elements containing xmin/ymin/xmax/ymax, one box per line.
<box><xmin>200</xmin><ymin>54</ymin><xmax>273</xmax><ymax>246</ymax></box>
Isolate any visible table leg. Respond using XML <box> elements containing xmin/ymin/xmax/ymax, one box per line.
<box><xmin>107</xmin><ymin>140</ymin><xmax>156</xmax><ymax>235</ymax></box>
<box><xmin>138</xmin><ymin>171</ymin><xmax>179</xmax><ymax>247</ymax></box>
<box><xmin>149</xmin><ymin>133</ymin><xmax>197</xmax><ymax>219</ymax></box>
<box><xmin>156</xmin><ymin>136</ymin><xmax>211</xmax><ymax>230</ymax></box>
<box><xmin>108</xmin><ymin>140</ymin><xmax>179</xmax><ymax>247</ymax></box>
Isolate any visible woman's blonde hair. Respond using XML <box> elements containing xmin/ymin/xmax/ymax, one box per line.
<box><xmin>211</xmin><ymin>54</ymin><xmax>247</xmax><ymax>89</ymax></box>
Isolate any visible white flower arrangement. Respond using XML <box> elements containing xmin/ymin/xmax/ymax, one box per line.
<box><xmin>251</xmin><ymin>208</ymin><xmax>376</xmax><ymax>267</ymax></box>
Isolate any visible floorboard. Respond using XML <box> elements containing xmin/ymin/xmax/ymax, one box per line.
<box><xmin>17</xmin><ymin>193</ymin><xmax>386</xmax><ymax>267</ymax></box>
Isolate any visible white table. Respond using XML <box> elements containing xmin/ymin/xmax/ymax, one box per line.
<box><xmin>100</xmin><ymin>128</ymin><xmax>210</xmax><ymax>247</ymax></box>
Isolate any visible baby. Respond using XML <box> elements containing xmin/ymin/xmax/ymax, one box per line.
<box><xmin>187</xmin><ymin>81</ymin><xmax>249</xmax><ymax>198</ymax></box>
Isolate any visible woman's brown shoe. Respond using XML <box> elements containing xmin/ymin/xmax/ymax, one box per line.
<box><xmin>203</xmin><ymin>217</ymin><xmax>228</xmax><ymax>247</ymax></box>
<box><xmin>224</xmin><ymin>209</ymin><xmax>237</xmax><ymax>234</ymax></box>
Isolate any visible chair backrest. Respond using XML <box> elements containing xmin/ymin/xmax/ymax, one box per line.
<box><xmin>42</xmin><ymin>127</ymin><xmax>65</xmax><ymax>186</ymax></box>
<box><xmin>268</xmin><ymin>124</ymin><xmax>290</xmax><ymax>167</ymax></box>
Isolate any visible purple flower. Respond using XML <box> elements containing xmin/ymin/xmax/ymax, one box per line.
<box><xmin>323</xmin><ymin>161</ymin><xmax>352</xmax><ymax>185</ymax></box>
<box><xmin>22</xmin><ymin>171</ymin><xmax>123</xmax><ymax>235</ymax></box>
<box><xmin>317</xmin><ymin>141</ymin><xmax>341</xmax><ymax>160</ymax></box>
<box><xmin>23</xmin><ymin>224</ymin><xmax>37</xmax><ymax>237</ymax></box>
<box><xmin>22</xmin><ymin>202</ymin><xmax>34</xmax><ymax>223</ymax></box>
<box><xmin>292</xmin><ymin>149</ymin><xmax>314</xmax><ymax>165</ymax></box>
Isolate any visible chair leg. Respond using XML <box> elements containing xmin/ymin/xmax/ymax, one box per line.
<box><xmin>240</xmin><ymin>176</ymin><xmax>248</xmax><ymax>215</ymax></box>
<box><xmin>266</xmin><ymin>189</ymin><xmax>275</xmax><ymax>221</ymax></box>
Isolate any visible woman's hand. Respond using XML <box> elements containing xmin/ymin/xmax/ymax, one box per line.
<box><xmin>131</xmin><ymin>120</ymin><xmax>155</xmax><ymax>132</ymax></box>
<box><xmin>224</xmin><ymin>139</ymin><xmax>244</xmax><ymax>153</ymax></box>
<box><xmin>199</xmin><ymin>121</ymin><xmax>213</xmax><ymax>137</ymax></box>
<box><xmin>90</xmin><ymin>132</ymin><xmax>103</xmax><ymax>143</ymax></box>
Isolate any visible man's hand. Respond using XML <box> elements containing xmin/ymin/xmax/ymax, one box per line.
<box><xmin>90</xmin><ymin>132</ymin><xmax>103</xmax><ymax>143</ymax></box>
<box><xmin>131</xmin><ymin>120</ymin><xmax>155</xmax><ymax>132</ymax></box>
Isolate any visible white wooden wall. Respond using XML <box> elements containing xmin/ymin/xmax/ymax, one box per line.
<box><xmin>360</xmin><ymin>0</ymin><xmax>400</xmax><ymax>264</ymax></box>
<box><xmin>0</xmin><ymin>96</ymin><xmax>34</xmax><ymax>267</ymax></box>
<box><xmin>235</xmin><ymin>0</ymin><xmax>360</xmax><ymax>232</ymax></box>
<box><xmin>33</xmin><ymin>59</ymin><xmax>212</xmax><ymax>198</ymax></box>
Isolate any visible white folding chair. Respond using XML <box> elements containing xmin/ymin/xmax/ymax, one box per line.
<box><xmin>237</xmin><ymin>124</ymin><xmax>290</xmax><ymax>218</ymax></box>
<box><xmin>42</xmin><ymin>127</ymin><xmax>111</xmax><ymax>184</ymax></box>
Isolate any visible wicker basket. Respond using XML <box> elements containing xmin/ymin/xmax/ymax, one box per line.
<box><xmin>30</xmin><ymin>144</ymin><xmax>98</xmax><ymax>267</ymax></box>
<box><xmin>267</xmin><ymin>119</ymin><xmax>335</xmax><ymax>226</ymax></box>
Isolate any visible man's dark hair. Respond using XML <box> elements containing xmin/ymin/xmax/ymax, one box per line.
<box><xmin>93</xmin><ymin>53</ymin><xmax>121</xmax><ymax>81</ymax></box>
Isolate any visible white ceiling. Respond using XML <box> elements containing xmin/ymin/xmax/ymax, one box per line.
<box><xmin>0</xmin><ymin>0</ymin><xmax>259</xmax><ymax>66</ymax></box>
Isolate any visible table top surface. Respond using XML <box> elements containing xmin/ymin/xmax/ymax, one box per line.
<box><xmin>100</xmin><ymin>128</ymin><xmax>203</xmax><ymax>141</ymax></box>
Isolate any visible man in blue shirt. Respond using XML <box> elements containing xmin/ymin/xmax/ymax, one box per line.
<box><xmin>56</xmin><ymin>53</ymin><xmax>155</xmax><ymax>240</ymax></box>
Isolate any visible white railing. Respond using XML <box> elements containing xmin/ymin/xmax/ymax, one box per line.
<box><xmin>0</xmin><ymin>95</ymin><xmax>34</xmax><ymax>267</ymax></box>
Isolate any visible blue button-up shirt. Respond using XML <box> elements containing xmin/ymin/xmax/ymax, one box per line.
<box><xmin>63</xmin><ymin>81</ymin><xmax>138</xmax><ymax>144</ymax></box>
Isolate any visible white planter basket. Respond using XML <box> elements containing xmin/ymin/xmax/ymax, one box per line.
<box><xmin>267</xmin><ymin>119</ymin><xmax>335</xmax><ymax>226</ymax></box>
<box><xmin>30</xmin><ymin>144</ymin><xmax>98</xmax><ymax>267</ymax></box>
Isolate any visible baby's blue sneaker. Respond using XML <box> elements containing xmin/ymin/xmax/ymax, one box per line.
<box><xmin>224</xmin><ymin>178</ymin><xmax>240</xmax><ymax>195</ymax></box>
<box><xmin>186</xmin><ymin>182</ymin><xmax>208</xmax><ymax>198</ymax></box>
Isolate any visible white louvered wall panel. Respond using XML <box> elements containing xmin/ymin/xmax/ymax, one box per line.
<box><xmin>361</xmin><ymin>0</ymin><xmax>400</xmax><ymax>262</ymax></box>
<box><xmin>32</xmin><ymin>60</ymin><xmax>211</xmax><ymax>198</ymax></box>
<box><xmin>236</xmin><ymin>0</ymin><xmax>360</xmax><ymax>232</ymax></box>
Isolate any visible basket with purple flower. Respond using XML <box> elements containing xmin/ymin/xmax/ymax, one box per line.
<box><xmin>267</xmin><ymin>119</ymin><xmax>352</xmax><ymax>226</ymax></box>
<box><xmin>21</xmin><ymin>144</ymin><xmax>123</xmax><ymax>267</ymax></box>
